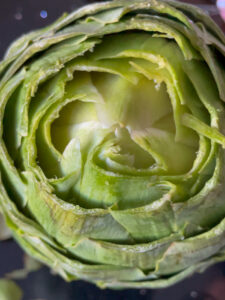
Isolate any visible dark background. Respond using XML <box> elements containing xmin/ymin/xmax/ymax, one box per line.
<box><xmin>1</xmin><ymin>1</ymin><xmax>225</xmax><ymax>299</ymax></box>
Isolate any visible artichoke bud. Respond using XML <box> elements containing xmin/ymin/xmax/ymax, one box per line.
<box><xmin>1</xmin><ymin>0</ymin><xmax>225</xmax><ymax>289</ymax></box>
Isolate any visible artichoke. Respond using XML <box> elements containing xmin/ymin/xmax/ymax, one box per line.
<box><xmin>1</xmin><ymin>0</ymin><xmax>225</xmax><ymax>289</ymax></box>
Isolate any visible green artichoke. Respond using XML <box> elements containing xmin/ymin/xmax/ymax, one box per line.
<box><xmin>1</xmin><ymin>0</ymin><xmax>225</xmax><ymax>289</ymax></box>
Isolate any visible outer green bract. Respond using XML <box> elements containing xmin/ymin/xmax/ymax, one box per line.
<box><xmin>1</xmin><ymin>0</ymin><xmax>225</xmax><ymax>289</ymax></box>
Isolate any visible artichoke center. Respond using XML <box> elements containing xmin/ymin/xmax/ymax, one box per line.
<box><xmin>51</xmin><ymin>70</ymin><xmax>197</xmax><ymax>178</ymax></box>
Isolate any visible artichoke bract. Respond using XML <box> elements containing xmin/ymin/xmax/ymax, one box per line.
<box><xmin>1</xmin><ymin>0</ymin><xmax>225</xmax><ymax>289</ymax></box>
